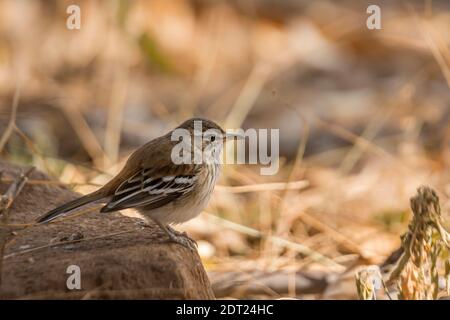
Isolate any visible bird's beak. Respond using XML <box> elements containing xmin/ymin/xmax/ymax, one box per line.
<box><xmin>225</xmin><ymin>131</ymin><xmax>245</xmax><ymax>141</ymax></box>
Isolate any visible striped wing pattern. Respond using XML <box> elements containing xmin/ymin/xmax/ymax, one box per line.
<box><xmin>100</xmin><ymin>168</ymin><xmax>197</xmax><ymax>212</ymax></box>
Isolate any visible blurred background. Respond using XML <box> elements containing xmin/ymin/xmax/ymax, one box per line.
<box><xmin>0</xmin><ymin>0</ymin><xmax>449</xmax><ymax>299</ymax></box>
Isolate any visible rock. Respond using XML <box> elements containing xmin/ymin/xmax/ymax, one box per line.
<box><xmin>0</xmin><ymin>162</ymin><xmax>214</xmax><ymax>299</ymax></box>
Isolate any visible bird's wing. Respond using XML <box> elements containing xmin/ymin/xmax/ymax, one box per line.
<box><xmin>100</xmin><ymin>166</ymin><xmax>198</xmax><ymax>212</ymax></box>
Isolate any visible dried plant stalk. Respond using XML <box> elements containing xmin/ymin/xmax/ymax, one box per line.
<box><xmin>356</xmin><ymin>265</ymin><xmax>391</xmax><ymax>300</ymax></box>
<box><xmin>387</xmin><ymin>186</ymin><xmax>450</xmax><ymax>299</ymax></box>
<box><xmin>0</xmin><ymin>167</ymin><xmax>35</xmax><ymax>286</ymax></box>
<box><xmin>445</xmin><ymin>259</ymin><xmax>450</xmax><ymax>296</ymax></box>
<box><xmin>356</xmin><ymin>266</ymin><xmax>380</xmax><ymax>300</ymax></box>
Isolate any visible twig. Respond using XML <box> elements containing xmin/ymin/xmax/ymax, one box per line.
<box><xmin>3</xmin><ymin>228</ymin><xmax>138</xmax><ymax>260</ymax></box>
<box><xmin>0</xmin><ymin>167</ymin><xmax>35</xmax><ymax>286</ymax></box>
<box><xmin>276</xmin><ymin>108</ymin><xmax>310</xmax><ymax>228</ymax></box>
<box><xmin>104</xmin><ymin>67</ymin><xmax>128</xmax><ymax>165</ymax></box>
<box><xmin>0</xmin><ymin>178</ymin><xmax>102</xmax><ymax>188</ymax></box>
<box><xmin>0</xmin><ymin>167</ymin><xmax>35</xmax><ymax>217</ymax></box>
<box><xmin>338</xmin><ymin>107</ymin><xmax>392</xmax><ymax>175</ymax></box>
<box><xmin>215</xmin><ymin>180</ymin><xmax>309</xmax><ymax>193</ymax></box>
<box><xmin>13</xmin><ymin>126</ymin><xmax>55</xmax><ymax>175</ymax></box>
<box><xmin>337</xmin><ymin>63</ymin><xmax>428</xmax><ymax>175</ymax></box>
<box><xmin>312</xmin><ymin>115</ymin><xmax>391</xmax><ymax>159</ymax></box>
<box><xmin>408</xmin><ymin>5</ymin><xmax>450</xmax><ymax>88</ymax></box>
<box><xmin>292</xmin><ymin>209</ymin><xmax>364</xmax><ymax>257</ymax></box>
<box><xmin>224</xmin><ymin>63</ymin><xmax>271</xmax><ymax>128</ymax></box>
<box><xmin>0</xmin><ymin>85</ymin><xmax>20</xmax><ymax>153</ymax></box>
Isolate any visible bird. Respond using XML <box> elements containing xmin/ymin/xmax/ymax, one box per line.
<box><xmin>36</xmin><ymin>118</ymin><xmax>241</xmax><ymax>250</ymax></box>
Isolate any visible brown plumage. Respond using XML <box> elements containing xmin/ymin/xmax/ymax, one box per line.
<box><xmin>36</xmin><ymin>118</ymin><xmax>234</xmax><ymax>250</ymax></box>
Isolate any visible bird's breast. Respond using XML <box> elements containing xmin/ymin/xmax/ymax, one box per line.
<box><xmin>139</xmin><ymin>163</ymin><xmax>221</xmax><ymax>225</ymax></box>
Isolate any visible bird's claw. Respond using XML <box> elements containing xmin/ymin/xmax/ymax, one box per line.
<box><xmin>163</xmin><ymin>228</ymin><xmax>197</xmax><ymax>251</ymax></box>
<box><xmin>164</xmin><ymin>236</ymin><xmax>197</xmax><ymax>251</ymax></box>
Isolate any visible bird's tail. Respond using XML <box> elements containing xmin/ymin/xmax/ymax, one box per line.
<box><xmin>36</xmin><ymin>191</ymin><xmax>107</xmax><ymax>224</ymax></box>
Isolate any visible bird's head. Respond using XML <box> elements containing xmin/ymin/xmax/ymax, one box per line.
<box><xmin>174</xmin><ymin>118</ymin><xmax>241</xmax><ymax>164</ymax></box>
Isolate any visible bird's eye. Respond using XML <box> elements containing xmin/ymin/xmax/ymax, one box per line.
<box><xmin>210</xmin><ymin>136</ymin><xmax>216</xmax><ymax>142</ymax></box>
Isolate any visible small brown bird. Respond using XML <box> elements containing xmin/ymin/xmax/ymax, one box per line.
<box><xmin>36</xmin><ymin>118</ymin><xmax>240</xmax><ymax>250</ymax></box>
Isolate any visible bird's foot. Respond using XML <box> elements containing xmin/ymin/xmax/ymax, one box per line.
<box><xmin>162</xmin><ymin>226</ymin><xmax>197</xmax><ymax>251</ymax></box>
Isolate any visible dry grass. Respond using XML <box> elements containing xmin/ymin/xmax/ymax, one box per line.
<box><xmin>0</xmin><ymin>0</ymin><xmax>449</xmax><ymax>299</ymax></box>
<box><xmin>356</xmin><ymin>186</ymin><xmax>450</xmax><ymax>300</ymax></box>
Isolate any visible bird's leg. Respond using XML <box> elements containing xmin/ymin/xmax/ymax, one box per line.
<box><xmin>153</xmin><ymin>219</ymin><xmax>197</xmax><ymax>251</ymax></box>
